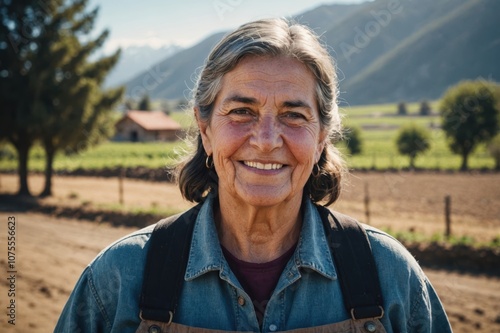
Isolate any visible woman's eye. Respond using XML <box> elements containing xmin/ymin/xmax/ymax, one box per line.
<box><xmin>279</xmin><ymin>111</ymin><xmax>309</xmax><ymax>127</ymax></box>
<box><xmin>286</xmin><ymin>112</ymin><xmax>306</xmax><ymax>119</ymax></box>
<box><xmin>282</xmin><ymin>112</ymin><xmax>307</xmax><ymax>122</ymax></box>
<box><xmin>228</xmin><ymin>108</ymin><xmax>255</xmax><ymax>122</ymax></box>
<box><xmin>230</xmin><ymin>108</ymin><xmax>251</xmax><ymax>115</ymax></box>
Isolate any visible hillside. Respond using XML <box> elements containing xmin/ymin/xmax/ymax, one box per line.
<box><xmin>124</xmin><ymin>3</ymin><xmax>359</xmax><ymax>100</ymax></box>
<box><xmin>124</xmin><ymin>32</ymin><xmax>226</xmax><ymax>100</ymax></box>
<box><xmin>124</xmin><ymin>0</ymin><xmax>500</xmax><ymax>105</ymax></box>
<box><xmin>341</xmin><ymin>0</ymin><xmax>500</xmax><ymax>104</ymax></box>
<box><xmin>294</xmin><ymin>3</ymin><xmax>362</xmax><ymax>34</ymax></box>
<box><xmin>104</xmin><ymin>44</ymin><xmax>182</xmax><ymax>88</ymax></box>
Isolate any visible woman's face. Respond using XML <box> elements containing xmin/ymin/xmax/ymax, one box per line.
<box><xmin>198</xmin><ymin>55</ymin><xmax>326</xmax><ymax>207</ymax></box>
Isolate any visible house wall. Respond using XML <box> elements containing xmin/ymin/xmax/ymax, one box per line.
<box><xmin>113</xmin><ymin>118</ymin><xmax>179</xmax><ymax>142</ymax></box>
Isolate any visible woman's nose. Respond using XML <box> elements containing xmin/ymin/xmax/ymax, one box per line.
<box><xmin>249</xmin><ymin>115</ymin><xmax>283</xmax><ymax>152</ymax></box>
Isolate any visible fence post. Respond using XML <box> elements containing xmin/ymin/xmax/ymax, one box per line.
<box><xmin>119</xmin><ymin>167</ymin><xmax>124</xmax><ymax>205</ymax></box>
<box><xmin>364</xmin><ymin>182</ymin><xmax>370</xmax><ymax>225</ymax></box>
<box><xmin>445</xmin><ymin>195</ymin><xmax>451</xmax><ymax>239</ymax></box>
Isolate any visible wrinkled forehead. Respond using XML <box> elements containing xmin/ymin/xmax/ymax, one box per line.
<box><xmin>217</xmin><ymin>55</ymin><xmax>319</xmax><ymax>104</ymax></box>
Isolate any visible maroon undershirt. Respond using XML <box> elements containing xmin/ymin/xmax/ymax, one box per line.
<box><xmin>221</xmin><ymin>244</ymin><xmax>297</xmax><ymax>324</ymax></box>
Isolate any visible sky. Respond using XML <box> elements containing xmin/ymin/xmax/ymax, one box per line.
<box><xmin>88</xmin><ymin>0</ymin><xmax>368</xmax><ymax>53</ymax></box>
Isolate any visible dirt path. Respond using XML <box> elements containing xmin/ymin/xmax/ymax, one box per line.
<box><xmin>0</xmin><ymin>211</ymin><xmax>136</xmax><ymax>332</ymax></box>
<box><xmin>0</xmin><ymin>211</ymin><xmax>498</xmax><ymax>332</ymax></box>
<box><xmin>1</xmin><ymin>172</ymin><xmax>500</xmax><ymax>332</ymax></box>
<box><xmin>1</xmin><ymin>172</ymin><xmax>499</xmax><ymax>241</ymax></box>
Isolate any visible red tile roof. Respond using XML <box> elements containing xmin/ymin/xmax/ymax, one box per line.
<box><xmin>121</xmin><ymin>110</ymin><xmax>182</xmax><ymax>131</ymax></box>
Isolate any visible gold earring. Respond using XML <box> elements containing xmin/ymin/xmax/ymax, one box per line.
<box><xmin>312</xmin><ymin>164</ymin><xmax>321</xmax><ymax>177</ymax></box>
<box><xmin>205</xmin><ymin>155</ymin><xmax>214</xmax><ymax>169</ymax></box>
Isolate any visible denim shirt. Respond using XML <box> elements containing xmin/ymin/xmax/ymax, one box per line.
<box><xmin>54</xmin><ymin>196</ymin><xmax>452</xmax><ymax>333</ymax></box>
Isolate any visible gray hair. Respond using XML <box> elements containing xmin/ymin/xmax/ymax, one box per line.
<box><xmin>176</xmin><ymin>18</ymin><xmax>345</xmax><ymax>205</ymax></box>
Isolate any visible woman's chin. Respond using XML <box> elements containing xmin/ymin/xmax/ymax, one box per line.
<box><xmin>232</xmin><ymin>185</ymin><xmax>301</xmax><ymax>208</ymax></box>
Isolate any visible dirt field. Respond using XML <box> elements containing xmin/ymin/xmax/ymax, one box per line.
<box><xmin>0</xmin><ymin>172</ymin><xmax>499</xmax><ymax>332</ymax></box>
<box><xmin>2</xmin><ymin>171</ymin><xmax>499</xmax><ymax>241</ymax></box>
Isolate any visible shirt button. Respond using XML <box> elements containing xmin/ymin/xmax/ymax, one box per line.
<box><xmin>364</xmin><ymin>320</ymin><xmax>377</xmax><ymax>332</ymax></box>
<box><xmin>269</xmin><ymin>324</ymin><xmax>278</xmax><ymax>331</ymax></box>
<box><xmin>148</xmin><ymin>325</ymin><xmax>162</xmax><ymax>333</ymax></box>
<box><xmin>237</xmin><ymin>296</ymin><xmax>246</xmax><ymax>306</ymax></box>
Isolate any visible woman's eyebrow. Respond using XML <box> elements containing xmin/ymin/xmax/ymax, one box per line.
<box><xmin>222</xmin><ymin>94</ymin><xmax>259</xmax><ymax>107</ymax></box>
<box><xmin>221</xmin><ymin>95</ymin><xmax>313</xmax><ymax>113</ymax></box>
<box><xmin>282</xmin><ymin>100</ymin><xmax>312</xmax><ymax>110</ymax></box>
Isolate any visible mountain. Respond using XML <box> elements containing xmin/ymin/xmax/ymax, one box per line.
<box><xmin>123</xmin><ymin>3</ymin><xmax>359</xmax><ymax>101</ymax></box>
<box><xmin>293</xmin><ymin>3</ymin><xmax>362</xmax><ymax>34</ymax></box>
<box><xmin>335</xmin><ymin>0</ymin><xmax>500</xmax><ymax>104</ymax></box>
<box><xmin>124</xmin><ymin>32</ymin><xmax>226</xmax><ymax>101</ymax></box>
<box><xmin>105</xmin><ymin>44</ymin><xmax>182</xmax><ymax>88</ymax></box>
<box><xmin>123</xmin><ymin>0</ymin><xmax>500</xmax><ymax>105</ymax></box>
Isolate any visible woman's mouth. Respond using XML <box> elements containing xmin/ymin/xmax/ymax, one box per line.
<box><xmin>243</xmin><ymin>161</ymin><xmax>284</xmax><ymax>170</ymax></box>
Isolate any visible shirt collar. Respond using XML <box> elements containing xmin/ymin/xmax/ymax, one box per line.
<box><xmin>184</xmin><ymin>195</ymin><xmax>226</xmax><ymax>281</ymax></box>
<box><xmin>184</xmin><ymin>195</ymin><xmax>337</xmax><ymax>281</ymax></box>
<box><xmin>293</xmin><ymin>198</ymin><xmax>336</xmax><ymax>280</ymax></box>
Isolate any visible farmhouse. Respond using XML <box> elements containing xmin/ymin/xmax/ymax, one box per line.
<box><xmin>114</xmin><ymin>110</ymin><xmax>182</xmax><ymax>142</ymax></box>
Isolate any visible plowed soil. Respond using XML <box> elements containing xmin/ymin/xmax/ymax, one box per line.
<box><xmin>0</xmin><ymin>172</ymin><xmax>499</xmax><ymax>332</ymax></box>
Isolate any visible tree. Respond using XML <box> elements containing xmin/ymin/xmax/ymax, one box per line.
<box><xmin>342</xmin><ymin>126</ymin><xmax>363</xmax><ymax>155</ymax></box>
<box><xmin>395</xmin><ymin>124</ymin><xmax>431</xmax><ymax>169</ymax></box>
<box><xmin>440</xmin><ymin>80</ymin><xmax>499</xmax><ymax>171</ymax></box>
<box><xmin>0</xmin><ymin>1</ymin><xmax>123</xmax><ymax>196</ymax></box>
<box><xmin>138</xmin><ymin>94</ymin><xmax>151</xmax><ymax>111</ymax></box>
<box><xmin>397</xmin><ymin>102</ymin><xmax>408</xmax><ymax>116</ymax></box>
<box><xmin>36</xmin><ymin>2</ymin><xmax>123</xmax><ymax>196</ymax></box>
<box><xmin>0</xmin><ymin>0</ymin><xmax>50</xmax><ymax>195</ymax></box>
<box><xmin>419</xmin><ymin>100</ymin><xmax>432</xmax><ymax>116</ymax></box>
<box><xmin>488</xmin><ymin>134</ymin><xmax>500</xmax><ymax>171</ymax></box>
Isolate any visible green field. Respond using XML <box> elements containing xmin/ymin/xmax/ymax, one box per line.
<box><xmin>0</xmin><ymin>141</ymin><xmax>189</xmax><ymax>171</ymax></box>
<box><xmin>340</xmin><ymin>102</ymin><xmax>494</xmax><ymax>170</ymax></box>
<box><xmin>0</xmin><ymin>102</ymin><xmax>496</xmax><ymax>172</ymax></box>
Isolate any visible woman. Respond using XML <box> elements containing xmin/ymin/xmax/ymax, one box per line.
<box><xmin>55</xmin><ymin>18</ymin><xmax>452</xmax><ymax>333</ymax></box>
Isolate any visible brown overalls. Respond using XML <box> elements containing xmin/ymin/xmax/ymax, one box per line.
<box><xmin>136</xmin><ymin>317</ymin><xmax>387</xmax><ymax>333</ymax></box>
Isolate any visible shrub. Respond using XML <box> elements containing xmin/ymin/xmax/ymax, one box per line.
<box><xmin>342</xmin><ymin>126</ymin><xmax>363</xmax><ymax>155</ymax></box>
<box><xmin>395</xmin><ymin>124</ymin><xmax>431</xmax><ymax>169</ymax></box>
<box><xmin>397</xmin><ymin>102</ymin><xmax>408</xmax><ymax>116</ymax></box>
<box><xmin>419</xmin><ymin>100</ymin><xmax>432</xmax><ymax>116</ymax></box>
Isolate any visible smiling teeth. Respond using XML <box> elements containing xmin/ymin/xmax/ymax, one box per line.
<box><xmin>244</xmin><ymin>161</ymin><xmax>283</xmax><ymax>170</ymax></box>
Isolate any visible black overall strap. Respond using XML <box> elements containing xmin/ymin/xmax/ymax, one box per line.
<box><xmin>317</xmin><ymin>205</ymin><xmax>384</xmax><ymax>320</ymax></box>
<box><xmin>139</xmin><ymin>204</ymin><xmax>201</xmax><ymax>322</ymax></box>
<box><xmin>139</xmin><ymin>203</ymin><xmax>384</xmax><ymax>323</ymax></box>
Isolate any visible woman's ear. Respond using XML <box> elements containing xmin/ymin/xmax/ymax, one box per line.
<box><xmin>195</xmin><ymin>107</ymin><xmax>213</xmax><ymax>156</ymax></box>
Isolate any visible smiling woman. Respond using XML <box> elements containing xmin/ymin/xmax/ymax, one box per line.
<box><xmin>55</xmin><ymin>18</ymin><xmax>452</xmax><ymax>333</ymax></box>
<box><xmin>198</xmin><ymin>56</ymin><xmax>325</xmax><ymax>210</ymax></box>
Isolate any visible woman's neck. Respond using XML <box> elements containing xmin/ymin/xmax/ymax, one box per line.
<box><xmin>215</xmin><ymin>193</ymin><xmax>303</xmax><ymax>263</ymax></box>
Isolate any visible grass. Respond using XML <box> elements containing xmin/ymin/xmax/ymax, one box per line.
<box><xmin>0</xmin><ymin>141</ymin><xmax>189</xmax><ymax>171</ymax></box>
<box><xmin>339</xmin><ymin>101</ymin><xmax>495</xmax><ymax>170</ymax></box>
<box><xmin>382</xmin><ymin>227</ymin><xmax>500</xmax><ymax>249</ymax></box>
<box><xmin>0</xmin><ymin>101</ymin><xmax>497</xmax><ymax>172</ymax></box>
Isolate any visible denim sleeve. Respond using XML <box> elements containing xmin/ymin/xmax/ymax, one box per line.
<box><xmin>54</xmin><ymin>229</ymin><xmax>150</xmax><ymax>333</ymax></box>
<box><xmin>54</xmin><ymin>266</ymin><xmax>110</xmax><ymax>333</ymax></box>
<box><xmin>365</xmin><ymin>227</ymin><xmax>453</xmax><ymax>333</ymax></box>
<box><xmin>408</xmin><ymin>277</ymin><xmax>453</xmax><ymax>333</ymax></box>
